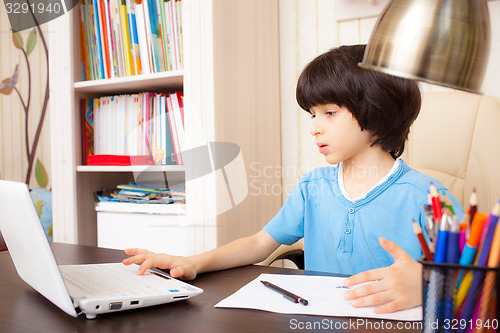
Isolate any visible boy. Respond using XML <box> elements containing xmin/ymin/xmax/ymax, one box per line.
<box><xmin>123</xmin><ymin>45</ymin><xmax>464</xmax><ymax>313</ymax></box>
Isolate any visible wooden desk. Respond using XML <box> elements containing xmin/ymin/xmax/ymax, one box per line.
<box><xmin>0</xmin><ymin>243</ymin><xmax>422</xmax><ymax>333</ymax></box>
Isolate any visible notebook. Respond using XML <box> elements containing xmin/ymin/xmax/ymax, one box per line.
<box><xmin>0</xmin><ymin>179</ymin><xmax>203</xmax><ymax>319</ymax></box>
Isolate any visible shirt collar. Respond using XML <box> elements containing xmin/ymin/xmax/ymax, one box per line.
<box><xmin>338</xmin><ymin>158</ymin><xmax>402</xmax><ymax>203</ymax></box>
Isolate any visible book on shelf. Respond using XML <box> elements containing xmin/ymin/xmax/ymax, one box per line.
<box><xmin>81</xmin><ymin>99</ymin><xmax>95</xmax><ymax>162</ymax></box>
<box><xmin>78</xmin><ymin>1</ymin><xmax>90</xmax><ymax>80</ymax></box>
<box><xmin>81</xmin><ymin>92</ymin><xmax>184</xmax><ymax>165</ymax></box>
<box><xmin>119</xmin><ymin>0</ymin><xmax>134</xmax><ymax>76</ymax></box>
<box><xmin>98</xmin><ymin>0</ymin><xmax>112</xmax><ymax>78</ymax></box>
<box><xmin>110</xmin><ymin>0</ymin><xmax>125</xmax><ymax>77</ymax></box>
<box><xmin>92</xmin><ymin>0</ymin><xmax>106</xmax><ymax>79</ymax></box>
<box><xmin>117</xmin><ymin>182</ymin><xmax>185</xmax><ymax>197</ymax></box>
<box><xmin>166</xmin><ymin>92</ymin><xmax>184</xmax><ymax>164</ymax></box>
<box><xmin>79</xmin><ymin>0</ymin><xmax>183</xmax><ymax>80</ymax></box>
<box><xmin>87</xmin><ymin>154</ymin><xmax>154</xmax><ymax>165</ymax></box>
<box><xmin>95</xmin><ymin>182</ymin><xmax>186</xmax><ymax>214</ymax></box>
<box><xmin>135</xmin><ymin>1</ymin><xmax>151</xmax><ymax>74</ymax></box>
<box><xmin>126</xmin><ymin>0</ymin><xmax>142</xmax><ymax>75</ymax></box>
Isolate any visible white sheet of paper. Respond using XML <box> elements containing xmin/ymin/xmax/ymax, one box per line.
<box><xmin>215</xmin><ymin>273</ymin><xmax>422</xmax><ymax>321</ymax></box>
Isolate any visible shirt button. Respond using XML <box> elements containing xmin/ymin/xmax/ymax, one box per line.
<box><xmin>345</xmin><ymin>228</ymin><xmax>351</xmax><ymax>234</ymax></box>
<box><xmin>348</xmin><ymin>208</ymin><xmax>355</xmax><ymax>214</ymax></box>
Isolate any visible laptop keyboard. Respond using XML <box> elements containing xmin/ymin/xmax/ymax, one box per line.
<box><xmin>59</xmin><ymin>263</ymin><xmax>177</xmax><ymax>297</ymax></box>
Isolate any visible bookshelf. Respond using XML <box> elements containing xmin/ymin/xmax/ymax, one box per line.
<box><xmin>74</xmin><ymin>71</ymin><xmax>184</xmax><ymax>94</ymax></box>
<box><xmin>76</xmin><ymin>165</ymin><xmax>185</xmax><ymax>172</ymax></box>
<box><xmin>48</xmin><ymin>0</ymin><xmax>281</xmax><ymax>256</ymax></box>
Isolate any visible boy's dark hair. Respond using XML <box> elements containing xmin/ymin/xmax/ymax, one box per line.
<box><xmin>296</xmin><ymin>44</ymin><xmax>421</xmax><ymax>159</ymax></box>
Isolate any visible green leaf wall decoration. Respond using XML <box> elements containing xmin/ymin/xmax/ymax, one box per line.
<box><xmin>6</xmin><ymin>22</ymin><xmax>50</xmax><ymax>187</ymax></box>
<box><xmin>26</xmin><ymin>29</ymin><xmax>37</xmax><ymax>56</ymax></box>
<box><xmin>35</xmin><ymin>159</ymin><xmax>48</xmax><ymax>188</ymax></box>
<box><xmin>13</xmin><ymin>31</ymin><xmax>23</xmax><ymax>49</ymax></box>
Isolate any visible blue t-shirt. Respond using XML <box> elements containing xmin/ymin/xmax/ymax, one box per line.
<box><xmin>263</xmin><ymin>160</ymin><xmax>464</xmax><ymax>275</ymax></box>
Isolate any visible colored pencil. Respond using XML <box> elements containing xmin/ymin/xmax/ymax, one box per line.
<box><xmin>457</xmin><ymin>201</ymin><xmax>500</xmax><ymax>333</ymax></box>
<box><xmin>459</xmin><ymin>212</ymin><xmax>469</xmax><ymax>254</ymax></box>
<box><xmin>430</xmin><ymin>183</ymin><xmax>443</xmax><ymax>222</ymax></box>
<box><xmin>468</xmin><ymin>187</ymin><xmax>477</xmax><ymax>228</ymax></box>
<box><xmin>477</xmin><ymin>217</ymin><xmax>500</xmax><ymax>332</ymax></box>
<box><xmin>443</xmin><ymin>192</ymin><xmax>455</xmax><ymax>215</ymax></box>
<box><xmin>413</xmin><ymin>220</ymin><xmax>433</xmax><ymax>261</ymax></box>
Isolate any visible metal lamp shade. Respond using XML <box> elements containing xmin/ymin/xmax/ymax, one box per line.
<box><xmin>359</xmin><ymin>0</ymin><xmax>491</xmax><ymax>93</ymax></box>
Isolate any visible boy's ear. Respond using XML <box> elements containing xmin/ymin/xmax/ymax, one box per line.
<box><xmin>367</xmin><ymin>132</ymin><xmax>378</xmax><ymax>145</ymax></box>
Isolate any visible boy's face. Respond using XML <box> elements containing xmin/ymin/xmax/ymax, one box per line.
<box><xmin>309</xmin><ymin>104</ymin><xmax>374</xmax><ymax>165</ymax></box>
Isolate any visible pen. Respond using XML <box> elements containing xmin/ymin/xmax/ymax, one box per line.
<box><xmin>423</xmin><ymin>204</ymin><xmax>436</xmax><ymax>252</ymax></box>
<box><xmin>432</xmin><ymin>212</ymin><xmax>450</xmax><ymax>331</ymax></box>
<box><xmin>458</xmin><ymin>212</ymin><xmax>488</xmax><ymax>266</ymax></box>
<box><xmin>458</xmin><ymin>212</ymin><xmax>469</xmax><ymax>254</ymax></box>
<box><xmin>431</xmin><ymin>212</ymin><xmax>449</xmax><ymax>332</ymax></box>
<box><xmin>455</xmin><ymin>212</ymin><xmax>488</xmax><ymax>289</ymax></box>
<box><xmin>456</xmin><ymin>203</ymin><xmax>499</xmax><ymax>329</ymax></box>
<box><xmin>477</xmin><ymin>211</ymin><xmax>500</xmax><ymax>328</ymax></box>
<box><xmin>446</xmin><ymin>215</ymin><xmax>460</xmax><ymax>264</ymax></box>
<box><xmin>457</xmin><ymin>204</ymin><xmax>499</xmax><ymax>333</ymax></box>
<box><xmin>260</xmin><ymin>280</ymin><xmax>309</xmax><ymax>305</ymax></box>
<box><xmin>475</xmin><ymin>200</ymin><xmax>500</xmax><ymax>266</ymax></box>
<box><xmin>434</xmin><ymin>213</ymin><xmax>449</xmax><ymax>264</ymax></box>
<box><xmin>444</xmin><ymin>215</ymin><xmax>459</xmax><ymax>333</ymax></box>
<box><xmin>474</xmin><ymin>201</ymin><xmax>500</xmax><ymax>329</ymax></box>
<box><xmin>454</xmin><ymin>271</ymin><xmax>473</xmax><ymax>311</ymax></box>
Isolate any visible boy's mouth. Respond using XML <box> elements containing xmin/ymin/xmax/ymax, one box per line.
<box><xmin>317</xmin><ymin>143</ymin><xmax>329</xmax><ymax>154</ymax></box>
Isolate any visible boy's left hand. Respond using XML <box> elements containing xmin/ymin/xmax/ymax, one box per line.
<box><xmin>342</xmin><ymin>237</ymin><xmax>422</xmax><ymax>313</ymax></box>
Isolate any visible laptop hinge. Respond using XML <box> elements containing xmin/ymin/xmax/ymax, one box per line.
<box><xmin>74</xmin><ymin>306</ymin><xmax>82</xmax><ymax>316</ymax></box>
<box><xmin>71</xmin><ymin>296</ymin><xmax>85</xmax><ymax>315</ymax></box>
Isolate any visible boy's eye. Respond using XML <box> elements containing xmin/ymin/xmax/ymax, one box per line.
<box><xmin>309</xmin><ymin>108</ymin><xmax>336</xmax><ymax>119</ymax></box>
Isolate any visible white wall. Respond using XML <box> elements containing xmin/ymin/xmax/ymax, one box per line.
<box><xmin>279</xmin><ymin>0</ymin><xmax>500</xmax><ymax>200</ymax></box>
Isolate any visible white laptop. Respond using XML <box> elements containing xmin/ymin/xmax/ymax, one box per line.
<box><xmin>0</xmin><ymin>179</ymin><xmax>203</xmax><ymax>319</ymax></box>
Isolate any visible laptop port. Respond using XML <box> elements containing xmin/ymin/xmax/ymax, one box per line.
<box><xmin>109</xmin><ymin>302</ymin><xmax>122</xmax><ymax>310</ymax></box>
<box><xmin>130</xmin><ymin>300</ymin><xmax>139</xmax><ymax>305</ymax></box>
<box><xmin>173</xmin><ymin>295</ymin><xmax>188</xmax><ymax>300</ymax></box>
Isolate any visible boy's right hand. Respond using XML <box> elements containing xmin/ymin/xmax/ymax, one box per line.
<box><xmin>122</xmin><ymin>248</ymin><xmax>198</xmax><ymax>280</ymax></box>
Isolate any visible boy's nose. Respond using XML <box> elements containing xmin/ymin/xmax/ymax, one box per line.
<box><xmin>310</xmin><ymin>122</ymin><xmax>324</xmax><ymax>136</ymax></box>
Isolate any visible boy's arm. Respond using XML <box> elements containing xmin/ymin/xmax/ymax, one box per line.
<box><xmin>123</xmin><ymin>230</ymin><xmax>281</xmax><ymax>279</ymax></box>
<box><xmin>194</xmin><ymin>230</ymin><xmax>281</xmax><ymax>274</ymax></box>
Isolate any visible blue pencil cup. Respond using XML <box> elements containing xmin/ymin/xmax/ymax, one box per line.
<box><xmin>419</xmin><ymin>258</ymin><xmax>499</xmax><ymax>333</ymax></box>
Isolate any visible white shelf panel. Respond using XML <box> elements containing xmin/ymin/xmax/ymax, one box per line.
<box><xmin>97</xmin><ymin>212</ymin><xmax>190</xmax><ymax>256</ymax></box>
<box><xmin>74</xmin><ymin>71</ymin><xmax>184</xmax><ymax>95</ymax></box>
<box><xmin>76</xmin><ymin>165</ymin><xmax>185</xmax><ymax>172</ymax></box>
<box><xmin>96</xmin><ymin>202</ymin><xmax>186</xmax><ymax>215</ymax></box>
